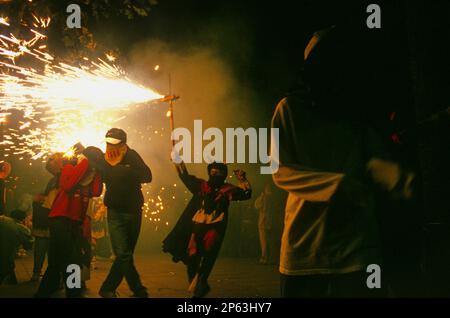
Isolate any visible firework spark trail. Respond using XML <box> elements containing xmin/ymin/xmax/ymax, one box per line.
<box><xmin>0</xmin><ymin>15</ymin><xmax>163</xmax><ymax>160</ymax></box>
<box><xmin>0</xmin><ymin>14</ymin><xmax>177</xmax><ymax>227</ymax></box>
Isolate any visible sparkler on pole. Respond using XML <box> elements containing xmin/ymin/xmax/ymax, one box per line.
<box><xmin>1</xmin><ymin>13</ymin><xmax>177</xmax><ymax>227</ymax></box>
<box><xmin>1</xmin><ymin>14</ymin><xmax>164</xmax><ymax>159</ymax></box>
<box><xmin>157</xmin><ymin>74</ymin><xmax>180</xmax><ymax>148</ymax></box>
<box><xmin>162</xmin><ymin>94</ymin><xmax>180</xmax><ymax>147</ymax></box>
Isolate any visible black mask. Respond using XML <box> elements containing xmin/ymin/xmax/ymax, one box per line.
<box><xmin>208</xmin><ymin>175</ymin><xmax>225</xmax><ymax>188</ymax></box>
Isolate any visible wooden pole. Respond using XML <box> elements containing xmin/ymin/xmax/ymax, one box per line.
<box><xmin>169</xmin><ymin>99</ymin><xmax>175</xmax><ymax>147</ymax></box>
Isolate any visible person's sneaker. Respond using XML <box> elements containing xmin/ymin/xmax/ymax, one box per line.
<box><xmin>132</xmin><ymin>287</ymin><xmax>149</xmax><ymax>298</ymax></box>
<box><xmin>99</xmin><ymin>289</ymin><xmax>117</xmax><ymax>298</ymax></box>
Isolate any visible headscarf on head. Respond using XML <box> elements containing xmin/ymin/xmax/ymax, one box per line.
<box><xmin>104</xmin><ymin>128</ymin><xmax>128</xmax><ymax>166</ymax></box>
<box><xmin>105</xmin><ymin>143</ymin><xmax>128</xmax><ymax>166</ymax></box>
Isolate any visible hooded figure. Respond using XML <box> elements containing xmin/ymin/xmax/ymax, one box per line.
<box><xmin>163</xmin><ymin>160</ymin><xmax>251</xmax><ymax>298</ymax></box>
<box><xmin>271</xmin><ymin>25</ymin><xmax>414</xmax><ymax>298</ymax></box>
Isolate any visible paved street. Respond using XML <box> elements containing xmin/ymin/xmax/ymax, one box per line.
<box><xmin>0</xmin><ymin>252</ymin><xmax>280</xmax><ymax>298</ymax></box>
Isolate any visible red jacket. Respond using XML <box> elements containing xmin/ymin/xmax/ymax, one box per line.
<box><xmin>49</xmin><ymin>159</ymin><xmax>103</xmax><ymax>222</ymax></box>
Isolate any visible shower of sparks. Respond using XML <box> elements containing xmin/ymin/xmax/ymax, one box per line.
<box><xmin>0</xmin><ymin>15</ymin><xmax>163</xmax><ymax>159</ymax></box>
<box><xmin>0</xmin><ymin>14</ymin><xmax>185</xmax><ymax>227</ymax></box>
<box><xmin>141</xmin><ymin>182</ymin><xmax>190</xmax><ymax>229</ymax></box>
<box><xmin>0</xmin><ymin>17</ymin><xmax>10</xmax><ymax>27</ymax></box>
<box><xmin>105</xmin><ymin>53</ymin><xmax>116</xmax><ymax>62</ymax></box>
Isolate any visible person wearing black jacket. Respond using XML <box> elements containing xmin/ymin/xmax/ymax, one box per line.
<box><xmin>99</xmin><ymin>128</ymin><xmax>152</xmax><ymax>298</ymax></box>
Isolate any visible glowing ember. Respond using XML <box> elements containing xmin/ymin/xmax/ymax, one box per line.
<box><xmin>63</xmin><ymin>146</ymin><xmax>76</xmax><ymax>159</ymax></box>
<box><xmin>105</xmin><ymin>53</ymin><xmax>116</xmax><ymax>62</ymax></box>
<box><xmin>0</xmin><ymin>13</ymin><xmax>177</xmax><ymax>226</ymax></box>
<box><xmin>2</xmin><ymin>59</ymin><xmax>163</xmax><ymax>111</ymax></box>
<box><xmin>0</xmin><ymin>17</ymin><xmax>9</xmax><ymax>26</ymax></box>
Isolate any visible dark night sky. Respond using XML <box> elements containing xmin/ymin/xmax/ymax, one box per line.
<box><xmin>89</xmin><ymin>0</ymin><xmax>415</xmax><ymax>122</ymax></box>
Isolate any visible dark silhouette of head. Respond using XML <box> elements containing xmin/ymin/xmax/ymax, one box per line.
<box><xmin>207</xmin><ymin>162</ymin><xmax>228</xmax><ymax>188</ymax></box>
<box><xmin>83</xmin><ymin>146</ymin><xmax>105</xmax><ymax>171</ymax></box>
<box><xmin>302</xmin><ymin>25</ymin><xmax>388</xmax><ymax>123</ymax></box>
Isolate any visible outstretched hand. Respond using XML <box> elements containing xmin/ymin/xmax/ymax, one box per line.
<box><xmin>233</xmin><ymin>169</ymin><xmax>247</xmax><ymax>182</ymax></box>
<box><xmin>170</xmin><ymin>149</ymin><xmax>183</xmax><ymax>163</ymax></box>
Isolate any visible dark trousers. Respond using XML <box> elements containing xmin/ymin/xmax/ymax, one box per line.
<box><xmin>80</xmin><ymin>236</ymin><xmax>91</xmax><ymax>267</ymax></box>
<box><xmin>35</xmin><ymin>217</ymin><xmax>82</xmax><ymax>298</ymax></box>
<box><xmin>187</xmin><ymin>223</ymin><xmax>225</xmax><ymax>285</ymax></box>
<box><xmin>280</xmin><ymin>272</ymin><xmax>387</xmax><ymax>298</ymax></box>
<box><xmin>100</xmin><ymin>208</ymin><xmax>145</xmax><ymax>294</ymax></box>
<box><xmin>33</xmin><ymin>236</ymin><xmax>49</xmax><ymax>275</ymax></box>
<box><xmin>80</xmin><ymin>235</ymin><xmax>91</xmax><ymax>282</ymax></box>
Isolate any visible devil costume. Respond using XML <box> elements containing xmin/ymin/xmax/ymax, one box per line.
<box><xmin>163</xmin><ymin>162</ymin><xmax>251</xmax><ymax>297</ymax></box>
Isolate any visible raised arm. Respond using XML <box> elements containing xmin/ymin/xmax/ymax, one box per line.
<box><xmin>174</xmin><ymin>161</ymin><xmax>202</xmax><ymax>194</ymax></box>
<box><xmin>229</xmin><ymin>169</ymin><xmax>252</xmax><ymax>201</ymax></box>
<box><xmin>59</xmin><ymin>159</ymin><xmax>90</xmax><ymax>192</ymax></box>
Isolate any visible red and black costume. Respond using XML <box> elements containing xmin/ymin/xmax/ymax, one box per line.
<box><xmin>163</xmin><ymin>162</ymin><xmax>251</xmax><ymax>297</ymax></box>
